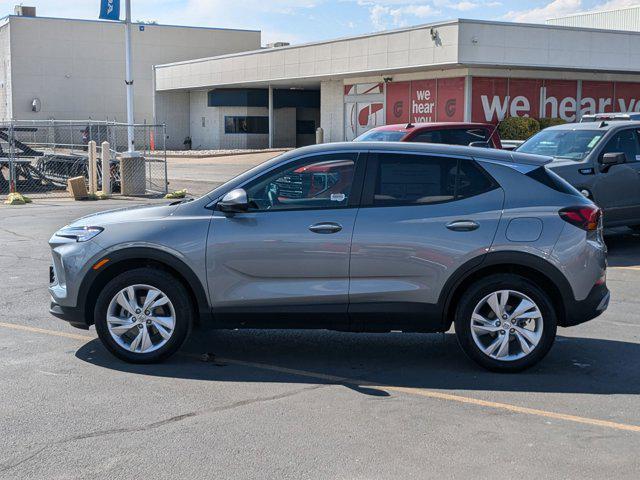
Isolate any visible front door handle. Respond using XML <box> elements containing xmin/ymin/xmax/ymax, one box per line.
<box><xmin>446</xmin><ymin>220</ymin><xmax>480</xmax><ymax>232</ymax></box>
<box><xmin>309</xmin><ymin>222</ymin><xmax>342</xmax><ymax>234</ymax></box>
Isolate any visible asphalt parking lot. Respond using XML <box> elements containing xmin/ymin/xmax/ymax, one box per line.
<box><xmin>1</xmin><ymin>197</ymin><xmax>639</xmax><ymax>479</ymax></box>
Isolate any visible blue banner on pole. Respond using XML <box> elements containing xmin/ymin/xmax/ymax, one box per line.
<box><xmin>99</xmin><ymin>0</ymin><xmax>121</xmax><ymax>21</ymax></box>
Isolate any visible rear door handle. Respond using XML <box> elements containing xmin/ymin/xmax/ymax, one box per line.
<box><xmin>309</xmin><ymin>222</ymin><xmax>342</xmax><ymax>234</ymax></box>
<box><xmin>446</xmin><ymin>220</ymin><xmax>480</xmax><ymax>232</ymax></box>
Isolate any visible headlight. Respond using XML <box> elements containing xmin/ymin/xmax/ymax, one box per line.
<box><xmin>55</xmin><ymin>226</ymin><xmax>103</xmax><ymax>242</ymax></box>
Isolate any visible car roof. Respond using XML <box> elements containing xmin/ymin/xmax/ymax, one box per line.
<box><xmin>370</xmin><ymin>122</ymin><xmax>493</xmax><ymax>133</ymax></box>
<box><xmin>283</xmin><ymin>141</ymin><xmax>551</xmax><ymax>166</ymax></box>
<box><xmin>545</xmin><ymin>120</ymin><xmax>640</xmax><ymax>131</ymax></box>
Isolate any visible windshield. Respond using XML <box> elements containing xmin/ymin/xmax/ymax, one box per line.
<box><xmin>354</xmin><ymin>130</ymin><xmax>406</xmax><ymax>142</ymax></box>
<box><xmin>517</xmin><ymin>129</ymin><xmax>604</xmax><ymax>160</ymax></box>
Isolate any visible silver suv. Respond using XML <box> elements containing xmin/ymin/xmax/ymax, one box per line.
<box><xmin>49</xmin><ymin>143</ymin><xmax>609</xmax><ymax>372</ymax></box>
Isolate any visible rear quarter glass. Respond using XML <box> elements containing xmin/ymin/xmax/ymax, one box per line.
<box><xmin>525</xmin><ymin>167</ymin><xmax>583</xmax><ymax>198</ymax></box>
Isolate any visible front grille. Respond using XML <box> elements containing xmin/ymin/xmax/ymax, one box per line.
<box><xmin>49</xmin><ymin>265</ymin><xmax>56</xmax><ymax>284</ymax></box>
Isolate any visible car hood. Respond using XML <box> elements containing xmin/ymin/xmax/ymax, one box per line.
<box><xmin>69</xmin><ymin>203</ymin><xmax>179</xmax><ymax>227</ymax></box>
<box><xmin>545</xmin><ymin>157</ymin><xmax>585</xmax><ymax>169</ymax></box>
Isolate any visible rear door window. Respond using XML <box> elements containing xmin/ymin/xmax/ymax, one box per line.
<box><xmin>364</xmin><ymin>153</ymin><xmax>498</xmax><ymax>207</ymax></box>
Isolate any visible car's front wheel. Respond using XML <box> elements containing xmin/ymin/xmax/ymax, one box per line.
<box><xmin>454</xmin><ymin>274</ymin><xmax>557</xmax><ymax>372</ymax></box>
<box><xmin>94</xmin><ymin>268</ymin><xmax>192</xmax><ymax>363</ymax></box>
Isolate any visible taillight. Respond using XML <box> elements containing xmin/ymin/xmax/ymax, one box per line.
<box><xmin>559</xmin><ymin>206</ymin><xmax>601</xmax><ymax>231</ymax></box>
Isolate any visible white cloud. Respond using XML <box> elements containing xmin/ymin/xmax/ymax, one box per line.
<box><xmin>503</xmin><ymin>0</ymin><xmax>583</xmax><ymax>22</ymax></box>
<box><xmin>448</xmin><ymin>1</ymin><xmax>480</xmax><ymax>11</ymax></box>
<box><xmin>598</xmin><ymin>0</ymin><xmax>640</xmax><ymax>9</ymax></box>
<box><xmin>503</xmin><ymin>0</ymin><xmax>639</xmax><ymax>24</ymax></box>
<box><xmin>368</xmin><ymin>3</ymin><xmax>440</xmax><ymax>30</ymax></box>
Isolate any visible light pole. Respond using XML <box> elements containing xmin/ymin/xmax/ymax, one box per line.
<box><xmin>124</xmin><ymin>0</ymin><xmax>135</xmax><ymax>154</ymax></box>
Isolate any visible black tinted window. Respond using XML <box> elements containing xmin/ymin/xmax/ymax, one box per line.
<box><xmin>411</xmin><ymin>128</ymin><xmax>490</xmax><ymax>146</ymax></box>
<box><xmin>457</xmin><ymin>160</ymin><xmax>498</xmax><ymax>199</ymax></box>
<box><xmin>224</xmin><ymin>116</ymin><xmax>269</xmax><ymax>134</ymax></box>
<box><xmin>370</xmin><ymin>153</ymin><xmax>497</xmax><ymax>206</ymax></box>
<box><xmin>600</xmin><ymin>129</ymin><xmax>640</xmax><ymax>163</ymax></box>
<box><xmin>526</xmin><ymin>167</ymin><xmax>581</xmax><ymax>197</ymax></box>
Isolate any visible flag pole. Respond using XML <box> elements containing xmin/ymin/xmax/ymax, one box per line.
<box><xmin>124</xmin><ymin>0</ymin><xmax>135</xmax><ymax>154</ymax></box>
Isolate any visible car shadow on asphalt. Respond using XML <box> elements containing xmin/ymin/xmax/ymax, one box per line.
<box><xmin>605</xmin><ymin>227</ymin><xmax>640</xmax><ymax>268</ymax></box>
<box><xmin>75</xmin><ymin>328</ymin><xmax>640</xmax><ymax>397</ymax></box>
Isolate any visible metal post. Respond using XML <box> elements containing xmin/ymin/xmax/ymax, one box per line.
<box><xmin>268</xmin><ymin>85</ymin><xmax>274</xmax><ymax>149</ymax></box>
<box><xmin>88</xmin><ymin>141</ymin><xmax>98</xmax><ymax>194</ymax></box>
<box><xmin>101</xmin><ymin>141</ymin><xmax>111</xmax><ymax>194</ymax></box>
<box><xmin>124</xmin><ymin>0</ymin><xmax>135</xmax><ymax>154</ymax></box>
<box><xmin>8</xmin><ymin>121</ymin><xmax>15</xmax><ymax>193</ymax></box>
<box><xmin>163</xmin><ymin>124</ymin><xmax>168</xmax><ymax>194</ymax></box>
<box><xmin>464</xmin><ymin>75</ymin><xmax>472</xmax><ymax>123</ymax></box>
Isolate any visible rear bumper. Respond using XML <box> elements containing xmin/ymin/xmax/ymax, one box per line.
<box><xmin>49</xmin><ymin>298</ymin><xmax>89</xmax><ymax>330</ymax></box>
<box><xmin>562</xmin><ymin>283</ymin><xmax>610</xmax><ymax>327</ymax></box>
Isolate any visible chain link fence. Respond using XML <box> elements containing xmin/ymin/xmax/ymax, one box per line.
<box><xmin>0</xmin><ymin>120</ymin><xmax>168</xmax><ymax>199</ymax></box>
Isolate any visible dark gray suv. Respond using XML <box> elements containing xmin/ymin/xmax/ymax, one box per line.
<box><xmin>49</xmin><ymin>142</ymin><xmax>609</xmax><ymax>372</ymax></box>
<box><xmin>518</xmin><ymin>121</ymin><xmax>640</xmax><ymax>230</ymax></box>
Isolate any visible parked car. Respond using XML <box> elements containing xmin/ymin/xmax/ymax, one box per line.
<box><xmin>517</xmin><ymin>121</ymin><xmax>640</xmax><ymax>230</ymax></box>
<box><xmin>580</xmin><ymin>112</ymin><xmax>640</xmax><ymax>123</ymax></box>
<box><xmin>49</xmin><ymin>142</ymin><xmax>609</xmax><ymax>372</ymax></box>
<box><xmin>354</xmin><ymin>122</ymin><xmax>503</xmax><ymax>149</ymax></box>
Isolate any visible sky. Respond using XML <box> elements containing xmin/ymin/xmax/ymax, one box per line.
<box><xmin>4</xmin><ymin>0</ymin><xmax>640</xmax><ymax>44</ymax></box>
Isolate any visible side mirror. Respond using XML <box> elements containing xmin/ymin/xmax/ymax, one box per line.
<box><xmin>218</xmin><ymin>188</ymin><xmax>249</xmax><ymax>214</ymax></box>
<box><xmin>469</xmin><ymin>141</ymin><xmax>491</xmax><ymax>149</ymax></box>
<box><xmin>599</xmin><ymin>152</ymin><xmax>625</xmax><ymax>172</ymax></box>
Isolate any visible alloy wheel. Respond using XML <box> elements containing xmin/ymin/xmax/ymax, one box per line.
<box><xmin>106</xmin><ymin>284</ymin><xmax>176</xmax><ymax>354</ymax></box>
<box><xmin>470</xmin><ymin>289</ymin><xmax>543</xmax><ymax>362</ymax></box>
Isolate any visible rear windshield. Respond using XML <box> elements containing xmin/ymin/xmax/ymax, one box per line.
<box><xmin>517</xmin><ymin>129</ymin><xmax>604</xmax><ymax>160</ymax></box>
<box><xmin>354</xmin><ymin>130</ymin><xmax>406</xmax><ymax>142</ymax></box>
<box><xmin>526</xmin><ymin>167</ymin><xmax>581</xmax><ymax>197</ymax></box>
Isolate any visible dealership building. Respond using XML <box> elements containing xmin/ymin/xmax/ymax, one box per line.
<box><xmin>154</xmin><ymin>15</ymin><xmax>640</xmax><ymax>150</ymax></box>
<box><xmin>0</xmin><ymin>7</ymin><xmax>260</xmax><ymax>124</ymax></box>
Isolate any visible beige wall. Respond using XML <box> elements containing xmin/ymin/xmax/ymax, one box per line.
<box><xmin>458</xmin><ymin>20</ymin><xmax>640</xmax><ymax>73</ymax></box>
<box><xmin>155</xmin><ymin>90</ymin><xmax>190</xmax><ymax>150</ymax></box>
<box><xmin>0</xmin><ymin>21</ymin><xmax>12</xmax><ymax>120</ymax></box>
<box><xmin>8</xmin><ymin>16</ymin><xmax>260</xmax><ymax>122</ymax></box>
<box><xmin>156</xmin><ymin>22</ymin><xmax>460</xmax><ymax>91</ymax></box>
<box><xmin>320</xmin><ymin>80</ymin><xmax>344</xmax><ymax>143</ymax></box>
<box><xmin>188</xmin><ymin>90</ymin><xmax>310</xmax><ymax>150</ymax></box>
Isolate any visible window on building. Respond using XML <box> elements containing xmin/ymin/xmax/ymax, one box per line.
<box><xmin>296</xmin><ymin>120</ymin><xmax>316</xmax><ymax>135</ymax></box>
<box><xmin>224</xmin><ymin>116</ymin><xmax>269</xmax><ymax>134</ymax></box>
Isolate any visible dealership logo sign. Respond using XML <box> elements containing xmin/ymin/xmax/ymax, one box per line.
<box><xmin>393</xmin><ymin>101</ymin><xmax>403</xmax><ymax>119</ymax></box>
<box><xmin>445</xmin><ymin>99</ymin><xmax>456</xmax><ymax>118</ymax></box>
<box><xmin>99</xmin><ymin>0</ymin><xmax>121</xmax><ymax>21</ymax></box>
<box><xmin>474</xmin><ymin>78</ymin><xmax>640</xmax><ymax>123</ymax></box>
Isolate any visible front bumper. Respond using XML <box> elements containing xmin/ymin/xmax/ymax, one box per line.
<box><xmin>50</xmin><ymin>298</ymin><xmax>89</xmax><ymax>330</ymax></box>
<box><xmin>562</xmin><ymin>283</ymin><xmax>610</xmax><ymax>327</ymax></box>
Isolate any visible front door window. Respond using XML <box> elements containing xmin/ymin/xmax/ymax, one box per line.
<box><xmin>244</xmin><ymin>154</ymin><xmax>357</xmax><ymax>211</ymax></box>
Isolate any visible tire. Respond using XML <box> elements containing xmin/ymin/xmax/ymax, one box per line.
<box><xmin>94</xmin><ymin>268</ymin><xmax>192</xmax><ymax>363</ymax></box>
<box><xmin>454</xmin><ymin>274</ymin><xmax>557</xmax><ymax>373</ymax></box>
<box><xmin>630</xmin><ymin>225</ymin><xmax>640</xmax><ymax>233</ymax></box>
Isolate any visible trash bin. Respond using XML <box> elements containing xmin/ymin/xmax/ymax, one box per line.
<box><xmin>120</xmin><ymin>154</ymin><xmax>146</xmax><ymax>196</ymax></box>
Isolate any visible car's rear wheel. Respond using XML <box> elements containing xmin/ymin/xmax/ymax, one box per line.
<box><xmin>94</xmin><ymin>268</ymin><xmax>192</xmax><ymax>363</ymax></box>
<box><xmin>454</xmin><ymin>274</ymin><xmax>557</xmax><ymax>372</ymax></box>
